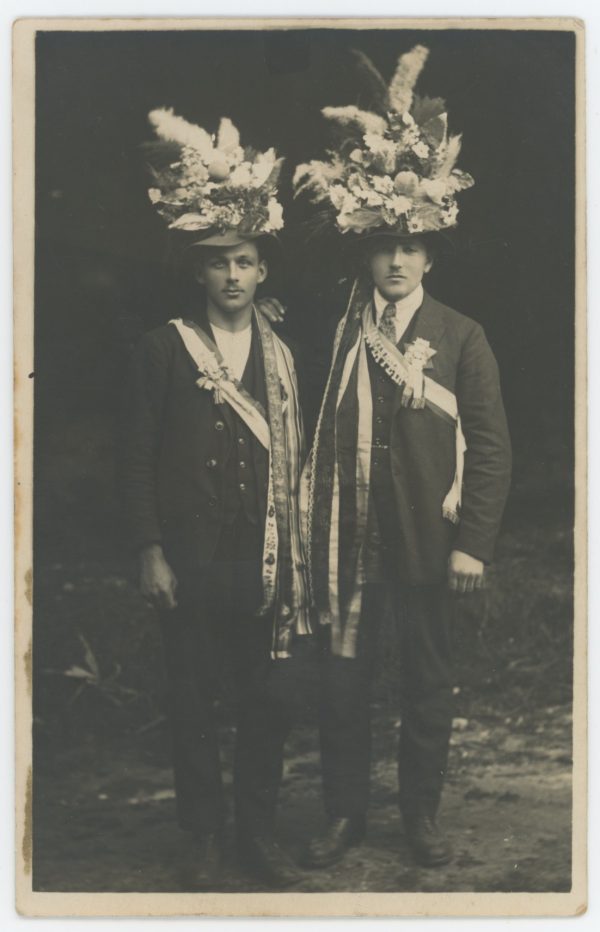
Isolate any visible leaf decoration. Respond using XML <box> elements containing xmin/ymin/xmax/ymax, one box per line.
<box><xmin>412</xmin><ymin>95</ymin><xmax>447</xmax><ymax>126</ymax></box>
<box><xmin>421</xmin><ymin>113</ymin><xmax>448</xmax><ymax>149</ymax></box>
<box><xmin>338</xmin><ymin>207</ymin><xmax>384</xmax><ymax>232</ymax></box>
<box><xmin>263</xmin><ymin>157</ymin><xmax>284</xmax><ymax>190</ymax></box>
<box><xmin>437</xmin><ymin>134</ymin><xmax>463</xmax><ymax>177</ymax></box>
<box><xmin>169</xmin><ymin>212</ymin><xmax>208</xmax><ymax>231</ymax></box>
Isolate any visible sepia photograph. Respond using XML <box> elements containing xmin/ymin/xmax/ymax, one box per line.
<box><xmin>13</xmin><ymin>15</ymin><xmax>585</xmax><ymax>918</ymax></box>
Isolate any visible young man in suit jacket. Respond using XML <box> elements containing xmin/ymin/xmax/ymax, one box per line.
<box><xmin>122</xmin><ymin>110</ymin><xmax>311</xmax><ymax>888</ymax></box>
<box><xmin>294</xmin><ymin>45</ymin><xmax>512</xmax><ymax>868</ymax></box>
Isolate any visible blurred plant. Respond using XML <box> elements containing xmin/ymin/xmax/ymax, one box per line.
<box><xmin>44</xmin><ymin>632</ymin><xmax>142</xmax><ymax>707</ymax></box>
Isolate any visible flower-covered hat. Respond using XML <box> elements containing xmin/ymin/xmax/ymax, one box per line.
<box><xmin>143</xmin><ymin>108</ymin><xmax>285</xmax><ymax>247</ymax></box>
<box><xmin>293</xmin><ymin>45</ymin><xmax>474</xmax><ymax>238</ymax></box>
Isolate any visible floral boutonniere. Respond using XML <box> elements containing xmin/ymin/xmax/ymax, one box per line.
<box><xmin>403</xmin><ymin>337</ymin><xmax>437</xmax><ymax>371</ymax></box>
<box><xmin>196</xmin><ymin>360</ymin><xmax>230</xmax><ymax>405</ymax></box>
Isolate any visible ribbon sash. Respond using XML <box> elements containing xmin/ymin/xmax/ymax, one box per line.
<box><xmin>362</xmin><ymin>305</ymin><xmax>467</xmax><ymax>523</ymax></box>
<box><xmin>170</xmin><ymin>317</ymin><xmax>271</xmax><ymax>449</ymax></box>
<box><xmin>302</xmin><ymin>285</ymin><xmax>468</xmax><ymax>658</ymax></box>
<box><xmin>169</xmin><ymin>313</ymin><xmax>310</xmax><ymax>658</ymax></box>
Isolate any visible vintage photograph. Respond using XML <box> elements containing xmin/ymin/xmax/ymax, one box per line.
<box><xmin>14</xmin><ymin>17</ymin><xmax>584</xmax><ymax>917</ymax></box>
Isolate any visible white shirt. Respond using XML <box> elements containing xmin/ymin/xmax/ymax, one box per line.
<box><xmin>373</xmin><ymin>283</ymin><xmax>424</xmax><ymax>345</ymax></box>
<box><xmin>211</xmin><ymin>322</ymin><xmax>252</xmax><ymax>382</ymax></box>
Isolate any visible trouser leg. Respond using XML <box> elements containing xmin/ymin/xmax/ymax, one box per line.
<box><xmin>318</xmin><ymin>584</ymin><xmax>385</xmax><ymax>820</ymax></box>
<box><xmin>232</xmin><ymin>629</ymin><xmax>296</xmax><ymax>839</ymax></box>
<box><xmin>395</xmin><ymin>585</ymin><xmax>455</xmax><ymax>818</ymax></box>
<box><xmin>159</xmin><ymin>577</ymin><xmax>227</xmax><ymax>836</ymax></box>
<box><xmin>221</xmin><ymin>516</ymin><xmax>297</xmax><ymax>840</ymax></box>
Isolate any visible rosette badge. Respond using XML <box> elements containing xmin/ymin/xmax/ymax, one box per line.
<box><xmin>143</xmin><ymin>108</ymin><xmax>285</xmax><ymax>239</ymax></box>
<box><xmin>293</xmin><ymin>45</ymin><xmax>474</xmax><ymax>237</ymax></box>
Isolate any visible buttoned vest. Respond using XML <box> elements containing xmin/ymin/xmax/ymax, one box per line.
<box><xmin>218</xmin><ymin>326</ymin><xmax>269</xmax><ymax>528</ymax></box>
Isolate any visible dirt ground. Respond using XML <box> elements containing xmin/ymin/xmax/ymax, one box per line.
<box><xmin>32</xmin><ymin>700</ymin><xmax>571</xmax><ymax>894</ymax></box>
<box><xmin>31</xmin><ymin>489</ymin><xmax>573</xmax><ymax>894</ymax></box>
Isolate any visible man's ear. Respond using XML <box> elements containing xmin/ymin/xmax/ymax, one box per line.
<box><xmin>257</xmin><ymin>259</ymin><xmax>268</xmax><ymax>285</ymax></box>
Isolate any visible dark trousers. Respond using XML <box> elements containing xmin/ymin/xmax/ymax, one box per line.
<box><xmin>318</xmin><ymin>582</ymin><xmax>455</xmax><ymax>822</ymax></box>
<box><xmin>159</xmin><ymin>514</ymin><xmax>302</xmax><ymax>840</ymax></box>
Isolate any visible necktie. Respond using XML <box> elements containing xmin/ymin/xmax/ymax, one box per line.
<box><xmin>378</xmin><ymin>302</ymin><xmax>397</xmax><ymax>344</ymax></box>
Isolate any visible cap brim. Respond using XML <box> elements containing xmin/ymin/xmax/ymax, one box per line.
<box><xmin>186</xmin><ymin>230</ymin><xmax>279</xmax><ymax>250</ymax></box>
<box><xmin>346</xmin><ymin>227</ymin><xmax>456</xmax><ymax>253</ymax></box>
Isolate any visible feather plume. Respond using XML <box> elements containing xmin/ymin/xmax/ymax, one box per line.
<box><xmin>216</xmin><ymin>117</ymin><xmax>241</xmax><ymax>154</ymax></box>
<box><xmin>349</xmin><ymin>49</ymin><xmax>389</xmax><ymax>114</ymax></box>
<box><xmin>388</xmin><ymin>45</ymin><xmax>429</xmax><ymax>115</ymax></box>
<box><xmin>293</xmin><ymin>157</ymin><xmax>346</xmax><ymax>199</ymax></box>
<box><xmin>293</xmin><ymin>163</ymin><xmax>329</xmax><ymax>200</ymax></box>
<box><xmin>148</xmin><ymin>108</ymin><xmax>214</xmax><ymax>158</ymax></box>
<box><xmin>140</xmin><ymin>140</ymin><xmax>183</xmax><ymax>167</ymax></box>
<box><xmin>322</xmin><ymin>105</ymin><xmax>387</xmax><ymax>137</ymax></box>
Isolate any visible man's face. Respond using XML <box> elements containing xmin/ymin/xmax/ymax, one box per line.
<box><xmin>367</xmin><ymin>236</ymin><xmax>432</xmax><ymax>302</ymax></box>
<box><xmin>195</xmin><ymin>241</ymin><xmax>267</xmax><ymax>314</ymax></box>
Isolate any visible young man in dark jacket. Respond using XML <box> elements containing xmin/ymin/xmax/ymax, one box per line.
<box><xmin>123</xmin><ymin>109</ymin><xmax>310</xmax><ymax>888</ymax></box>
<box><xmin>294</xmin><ymin>45</ymin><xmax>512</xmax><ymax>868</ymax></box>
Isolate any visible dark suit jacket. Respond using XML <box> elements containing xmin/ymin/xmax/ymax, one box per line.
<box><xmin>337</xmin><ymin>290</ymin><xmax>512</xmax><ymax>584</ymax></box>
<box><xmin>120</xmin><ymin>312</ymin><xmax>275</xmax><ymax>573</ymax></box>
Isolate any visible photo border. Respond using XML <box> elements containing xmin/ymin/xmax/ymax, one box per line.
<box><xmin>13</xmin><ymin>15</ymin><xmax>587</xmax><ymax>918</ymax></box>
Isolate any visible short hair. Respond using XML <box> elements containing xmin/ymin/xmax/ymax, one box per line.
<box><xmin>360</xmin><ymin>232</ymin><xmax>438</xmax><ymax>264</ymax></box>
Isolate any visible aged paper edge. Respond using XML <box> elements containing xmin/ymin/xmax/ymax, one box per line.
<box><xmin>13</xmin><ymin>14</ymin><xmax>587</xmax><ymax>919</ymax></box>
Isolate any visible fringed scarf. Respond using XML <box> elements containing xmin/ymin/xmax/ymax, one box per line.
<box><xmin>302</xmin><ymin>275</ymin><xmax>467</xmax><ymax>658</ymax></box>
<box><xmin>170</xmin><ymin>309</ymin><xmax>310</xmax><ymax>659</ymax></box>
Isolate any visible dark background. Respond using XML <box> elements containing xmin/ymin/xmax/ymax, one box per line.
<box><xmin>31</xmin><ymin>28</ymin><xmax>576</xmax><ymax>893</ymax></box>
<box><xmin>34</xmin><ymin>27</ymin><xmax>575</xmax><ymax>558</ymax></box>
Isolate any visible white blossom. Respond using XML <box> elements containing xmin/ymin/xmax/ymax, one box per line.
<box><xmin>420</xmin><ymin>178</ymin><xmax>448</xmax><ymax>204</ymax></box>
<box><xmin>411</xmin><ymin>141</ymin><xmax>430</xmax><ymax>159</ymax></box>
<box><xmin>328</xmin><ymin>184</ymin><xmax>348</xmax><ymax>211</ymax></box>
<box><xmin>372</xmin><ymin>175</ymin><xmax>394</xmax><ymax>194</ymax></box>
<box><xmin>266</xmin><ymin>198</ymin><xmax>284</xmax><ymax>231</ymax></box>
<box><xmin>388</xmin><ymin>194</ymin><xmax>412</xmax><ymax>216</ymax></box>
<box><xmin>229</xmin><ymin>161</ymin><xmax>253</xmax><ymax>187</ymax></box>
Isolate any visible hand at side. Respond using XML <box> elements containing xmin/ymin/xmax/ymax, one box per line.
<box><xmin>447</xmin><ymin>549</ymin><xmax>484</xmax><ymax>594</ymax></box>
<box><xmin>140</xmin><ymin>544</ymin><xmax>178</xmax><ymax>610</ymax></box>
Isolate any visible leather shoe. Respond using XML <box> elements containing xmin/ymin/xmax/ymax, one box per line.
<box><xmin>238</xmin><ymin>834</ymin><xmax>301</xmax><ymax>888</ymax></box>
<box><xmin>403</xmin><ymin>814</ymin><xmax>452</xmax><ymax>867</ymax></box>
<box><xmin>183</xmin><ymin>832</ymin><xmax>223</xmax><ymax>889</ymax></box>
<box><xmin>303</xmin><ymin>816</ymin><xmax>366</xmax><ymax>869</ymax></box>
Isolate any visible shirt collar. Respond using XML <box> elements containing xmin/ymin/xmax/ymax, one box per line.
<box><xmin>373</xmin><ymin>283</ymin><xmax>424</xmax><ymax>322</ymax></box>
<box><xmin>210</xmin><ymin>321</ymin><xmax>252</xmax><ymax>338</ymax></box>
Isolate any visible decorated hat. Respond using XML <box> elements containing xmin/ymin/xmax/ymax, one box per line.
<box><xmin>143</xmin><ymin>108</ymin><xmax>285</xmax><ymax>247</ymax></box>
<box><xmin>293</xmin><ymin>45</ymin><xmax>474</xmax><ymax>239</ymax></box>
